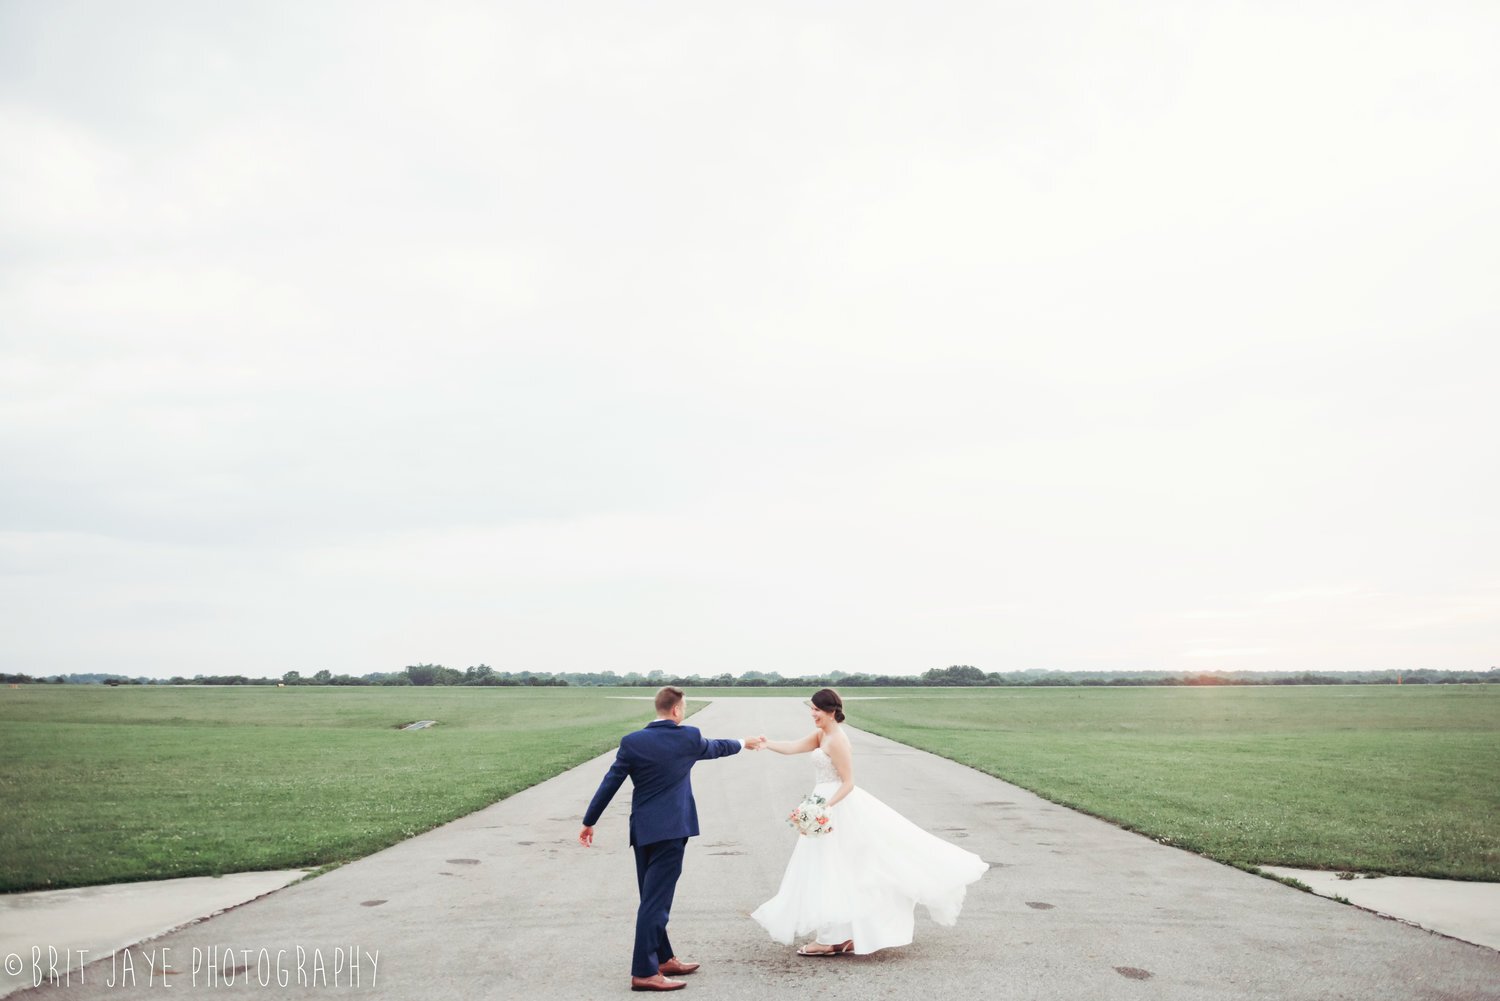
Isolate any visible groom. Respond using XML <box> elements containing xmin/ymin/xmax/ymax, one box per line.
<box><xmin>579</xmin><ymin>686</ymin><xmax>764</xmax><ymax>992</ymax></box>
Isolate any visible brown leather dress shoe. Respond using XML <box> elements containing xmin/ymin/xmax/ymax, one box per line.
<box><xmin>658</xmin><ymin>958</ymin><xmax>700</xmax><ymax>976</ymax></box>
<box><xmin>631</xmin><ymin>974</ymin><xmax>686</xmax><ymax>992</ymax></box>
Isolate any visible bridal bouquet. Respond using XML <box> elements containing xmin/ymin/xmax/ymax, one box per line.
<box><xmin>787</xmin><ymin>794</ymin><xmax>834</xmax><ymax>837</ymax></box>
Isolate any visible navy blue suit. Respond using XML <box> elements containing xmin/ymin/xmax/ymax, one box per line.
<box><xmin>584</xmin><ymin>719</ymin><xmax>742</xmax><ymax>977</ymax></box>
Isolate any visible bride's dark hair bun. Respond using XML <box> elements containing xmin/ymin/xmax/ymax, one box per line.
<box><xmin>812</xmin><ymin>688</ymin><xmax>845</xmax><ymax>723</ymax></box>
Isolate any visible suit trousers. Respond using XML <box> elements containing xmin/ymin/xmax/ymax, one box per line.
<box><xmin>631</xmin><ymin>836</ymin><xmax>687</xmax><ymax>977</ymax></box>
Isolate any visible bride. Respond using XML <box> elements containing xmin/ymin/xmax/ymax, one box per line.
<box><xmin>750</xmin><ymin>689</ymin><xmax>990</xmax><ymax>956</ymax></box>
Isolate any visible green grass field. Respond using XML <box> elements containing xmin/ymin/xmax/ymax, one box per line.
<box><xmin>843</xmin><ymin>686</ymin><xmax>1500</xmax><ymax>881</ymax></box>
<box><xmin>3</xmin><ymin>684</ymin><xmax>1496</xmax><ymax>893</ymax></box>
<box><xmin>0</xmin><ymin>686</ymin><xmax>669</xmax><ymax>893</ymax></box>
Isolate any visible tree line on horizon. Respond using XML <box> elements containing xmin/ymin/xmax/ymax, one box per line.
<box><xmin>7</xmin><ymin>664</ymin><xmax>1498</xmax><ymax>688</ymax></box>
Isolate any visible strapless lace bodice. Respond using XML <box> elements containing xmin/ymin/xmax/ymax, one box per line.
<box><xmin>810</xmin><ymin>746</ymin><xmax>841</xmax><ymax>786</ymax></box>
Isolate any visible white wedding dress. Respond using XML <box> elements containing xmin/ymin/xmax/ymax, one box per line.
<box><xmin>750</xmin><ymin>743</ymin><xmax>990</xmax><ymax>954</ymax></box>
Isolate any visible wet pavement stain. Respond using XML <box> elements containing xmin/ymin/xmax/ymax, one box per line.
<box><xmin>1114</xmin><ymin>967</ymin><xmax>1153</xmax><ymax>980</ymax></box>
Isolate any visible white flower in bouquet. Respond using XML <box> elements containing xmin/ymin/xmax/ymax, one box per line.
<box><xmin>786</xmin><ymin>793</ymin><xmax>835</xmax><ymax>837</ymax></box>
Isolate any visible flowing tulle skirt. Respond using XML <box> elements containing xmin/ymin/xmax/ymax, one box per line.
<box><xmin>750</xmin><ymin>781</ymin><xmax>990</xmax><ymax>955</ymax></box>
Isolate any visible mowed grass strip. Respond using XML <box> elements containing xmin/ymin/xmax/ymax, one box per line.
<box><xmin>848</xmin><ymin>686</ymin><xmax>1500</xmax><ymax>881</ymax></box>
<box><xmin>0</xmin><ymin>686</ymin><xmax>663</xmax><ymax>893</ymax></box>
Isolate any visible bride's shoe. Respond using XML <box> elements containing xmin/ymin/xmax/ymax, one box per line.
<box><xmin>797</xmin><ymin>939</ymin><xmax>854</xmax><ymax>957</ymax></box>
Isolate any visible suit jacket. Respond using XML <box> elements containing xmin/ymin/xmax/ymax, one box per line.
<box><xmin>583</xmin><ymin>719</ymin><xmax>742</xmax><ymax>847</ymax></box>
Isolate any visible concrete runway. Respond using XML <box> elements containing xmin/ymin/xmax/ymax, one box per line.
<box><xmin>14</xmin><ymin>697</ymin><xmax>1499</xmax><ymax>1000</ymax></box>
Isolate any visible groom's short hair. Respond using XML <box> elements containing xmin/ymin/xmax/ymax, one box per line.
<box><xmin>655</xmin><ymin>686</ymin><xmax>685</xmax><ymax>714</ymax></box>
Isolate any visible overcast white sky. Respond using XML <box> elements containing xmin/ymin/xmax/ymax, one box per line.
<box><xmin>2</xmin><ymin>1</ymin><xmax>1496</xmax><ymax>679</ymax></box>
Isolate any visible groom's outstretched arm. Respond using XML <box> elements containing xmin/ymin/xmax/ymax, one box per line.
<box><xmin>694</xmin><ymin>730</ymin><xmax>760</xmax><ymax>760</ymax></box>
